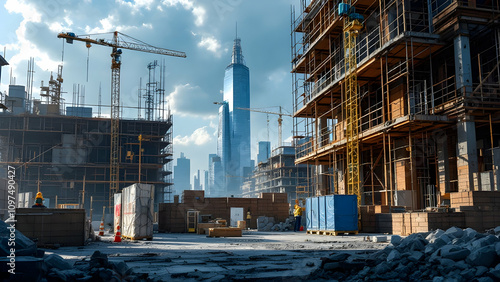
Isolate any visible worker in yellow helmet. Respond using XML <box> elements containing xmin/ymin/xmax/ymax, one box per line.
<box><xmin>32</xmin><ymin>192</ymin><xmax>46</xmax><ymax>208</ymax></box>
<box><xmin>293</xmin><ymin>203</ymin><xmax>302</xmax><ymax>232</ymax></box>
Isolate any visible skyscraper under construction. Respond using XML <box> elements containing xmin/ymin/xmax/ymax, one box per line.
<box><xmin>0</xmin><ymin>68</ymin><xmax>174</xmax><ymax>217</ymax></box>
<box><xmin>291</xmin><ymin>0</ymin><xmax>500</xmax><ymax>210</ymax></box>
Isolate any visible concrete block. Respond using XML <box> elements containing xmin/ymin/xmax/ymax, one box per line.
<box><xmin>372</xmin><ymin>236</ymin><xmax>388</xmax><ymax>243</ymax></box>
<box><xmin>467</xmin><ymin>245</ymin><xmax>497</xmax><ymax>267</ymax></box>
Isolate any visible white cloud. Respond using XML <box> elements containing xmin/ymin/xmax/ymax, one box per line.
<box><xmin>162</xmin><ymin>0</ymin><xmax>206</xmax><ymax>26</ymax></box>
<box><xmin>5</xmin><ymin>0</ymin><xmax>42</xmax><ymax>22</ymax></box>
<box><xmin>167</xmin><ymin>84</ymin><xmax>217</xmax><ymax>118</ymax></box>
<box><xmin>268</xmin><ymin>68</ymin><xmax>287</xmax><ymax>83</ymax></box>
<box><xmin>116</xmin><ymin>0</ymin><xmax>155</xmax><ymax>10</ymax></box>
<box><xmin>174</xmin><ymin>126</ymin><xmax>212</xmax><ymax>146</ymax></box>
<box><xmin>192</xmin><ymin>6</ymin><xmax>206</xmax><ymax>26</ymax></box>
<box><xmin>197</xmin><ymin>36</ymin><xmax>222</xmax><ymax>56</ymax></box>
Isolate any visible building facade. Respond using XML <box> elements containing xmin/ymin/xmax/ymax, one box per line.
<box><xmin>257</xmin><ymin>141</ymin><xmax>271</xmax><ymax>164</ymax></box>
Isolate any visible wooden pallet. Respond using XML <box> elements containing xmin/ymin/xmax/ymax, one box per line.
<box><xmin>122</xmin><ymin>235</ymin><xmax>153</xmax><ymax>241</ymax></box>
<box><xmin>306</xmin><ymin>230</ymin><xmax>358</xmax><ymax>236</ymax></box>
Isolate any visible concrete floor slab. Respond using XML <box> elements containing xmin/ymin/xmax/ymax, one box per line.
<box><xmin>44</xmin><ymin>231</ymin><xmax>386</xmax><ymax>281</ymax></box>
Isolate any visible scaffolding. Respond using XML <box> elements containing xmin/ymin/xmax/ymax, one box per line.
<box><xmin>0</xmin><ymin>113</ymin><xmax>173</xmax><ymax>215</ymax></box>
<box><xmin>291</xmin><ymin>0</ymin><xmax>500</xmax><ymax>209</ymax></box>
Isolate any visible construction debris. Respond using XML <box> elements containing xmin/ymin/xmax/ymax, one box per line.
<box><xmin>309</xmin><ymin>226</ymin><xmax>500</xmax><ymax>281</ymax></box>
<box><xmin>257</xmin><ymin>216</ymin><xmax>294</xmax><ymax>232</ymax></box>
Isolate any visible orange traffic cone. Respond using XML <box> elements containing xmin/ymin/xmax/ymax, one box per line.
<box><xmin>114</xmin><ymin>225</ymin><xmax>122</xmax><ymax>242</ymax></box>
<box><xmin>98</xmin><ymin>220</ymin><xmax>104</xmax><ymax>236</ymax></box>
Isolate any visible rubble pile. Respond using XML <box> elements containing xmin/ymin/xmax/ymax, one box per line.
<box><xmin>44</xmin><ymin>251</ymin><xmax>149</xmax><ymax>282</ymax></box>
<box><xmin>1</xmin><ymin>220</ymin><xmax>149</xmax><ymax>282</ymax></box>
<box><xmin>310</xmin><ymin>226</ymin><xmax>500</xmax><ymax>281</ymax></box>
<box><xmin>257</xmin><ymin>216</ymin><xmax>294</xmax><ymax>232</ymax></box>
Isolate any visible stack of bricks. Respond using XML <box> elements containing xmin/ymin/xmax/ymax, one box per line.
<box><xmin>450</xmin><ymin>191</ymin><xmax>500</xmax><ymax>232</ymax></box>
<box><xmin>360</xmin><ymin>206</ymin><xmax>376</xmax><ymax>233</ymax></box>
<box><xmin>375</xmin><ymin>213</ymin><xmax>393</xmax><ymax>234</ymax></box>
<box><xmin>158</xmin><ymin>190</ymin><xmax>290</xmax><ymax>233</ymax></box>
<box><xmin>15</xmin><ymin>208</ymin><xmax>86</xmax><ymax>246</ymax></box>
<box><xmin>391</xmin><ymin>212</ymin><xmax>465</xmax><ymax>236</ymax></box>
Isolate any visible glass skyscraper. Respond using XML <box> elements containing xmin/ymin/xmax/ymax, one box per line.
<box><xmin>216</xmin><ymin>36</ymin><xmax>251</xmax><ymax>196</ymax></box>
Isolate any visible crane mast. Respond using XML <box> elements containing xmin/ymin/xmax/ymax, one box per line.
<box><xmin>338</xmin><ymin>3</ymin><xmax>364</xmax><ymax>208</ymax></box>
<box><xmin>110</xmin><ymin>32</ymin><xmax>121</xmax><ymax>199</ymax></box>
<box><xmin>58</xmin><ymin>31</ymin><xmax>186</xmax><ymax>207</ymax></box>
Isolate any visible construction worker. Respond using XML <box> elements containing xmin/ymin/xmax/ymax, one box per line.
<box><xmin>32</xmin><ymin>192</ymin><xmax>47</xmax><ymax>208</ymax></box>
<box><xmin>246</xmin><ymin>209</ymin><xmax>251</xmax><ymax>230</ymax></box>
<box><xmin>293</xmin><ymin>203</ymin><xmax>302</xmax><ymax>232</ymax></box>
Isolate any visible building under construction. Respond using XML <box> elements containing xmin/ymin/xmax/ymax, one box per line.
<box><xmin>291</xmin><ymin>0</ymin><xmax>500</xmax><ymax>231</ymax></box>
<box><xmin>0</xmin><ymin>79</ymin><xmax>174</xmax><ymax>218</ymax></box>
<box><xmin>241</xmin><ymin>145</ymin><xmax>311</xmax><ymax>203</ymax></box>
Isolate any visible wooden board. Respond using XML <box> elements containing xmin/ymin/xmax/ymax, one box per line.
<box><xmin>208</xmin><ymin>227</ymin><xmax>242</xmax><ymax>237</ymax></box>
<box><xmin>197</xmin><ymin>223</ymin><xmax>221</xmax><ymax>235</ymax></box>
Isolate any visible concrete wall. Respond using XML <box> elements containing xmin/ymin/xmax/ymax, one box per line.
<box><xmin>158</xmin><ymin>190</ymin><xmax>289</xmax><ymax>233</ymax></box>
<box><xmin>15</xmin><ymin>208</ymin><xmax>86</xmax><ymax>246</ymax></box>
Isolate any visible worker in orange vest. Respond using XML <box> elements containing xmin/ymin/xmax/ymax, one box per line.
<box><xmin>32</xmin><ymin>192</ymin><xmax>47</xmax><ymax>208</ymax></box>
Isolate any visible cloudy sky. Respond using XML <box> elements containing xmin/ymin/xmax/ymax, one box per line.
<box><xmin>0</xmin><ymin>0</ymin><xmax>296</xmax><ymax>188</ymax></box>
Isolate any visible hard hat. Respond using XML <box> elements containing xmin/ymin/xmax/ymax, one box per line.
<box><xmin>36</xmin><ymin>192</ymin><xmax>43</xmax><ymax>197</ymax></box>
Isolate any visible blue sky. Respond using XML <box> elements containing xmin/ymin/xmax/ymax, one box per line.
<box><xmin>0</xmin><ymin>0</ymin><xmax>296</xmax><ymax>187</ymax></box>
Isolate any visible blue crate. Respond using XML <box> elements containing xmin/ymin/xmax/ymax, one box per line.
<box><xmin>306</xmin><ymin>195</ymin><xmax>358</xmax><ymax>232</ymax></box>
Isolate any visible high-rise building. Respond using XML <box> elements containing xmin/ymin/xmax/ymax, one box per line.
<box><xmin>174</xmin><ymin>152</ymin><xmax>190</xmax><ymax>193</ymax></box>
<box><xmin>216</xmin><ymin>35</ymin><xmax>251</xmax><ymax>196</ymax></box>
<box><xmin>208</xmin><ymin>155</ymin><xmax>224</xmax><ymax>197</ymax></box>
<box><xmin>257</xmin><ymin>141</ymin><xmax>271</xmax><ymax>164</ymax></box>
<box><xmin>204</xmin><ymin>170</ymin><xmax>208</xmax><ymax>192</ymax></box>
<box><xmin>193</xmin><ymin>169</ymin><xmax>201</xmax><ymax>190</ymax></box>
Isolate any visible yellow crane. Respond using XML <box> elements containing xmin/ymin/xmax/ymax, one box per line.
<box><xmin>58</xmin><ymin>31</ymin><xmax>186</xmax><ymax>206</ymax></box>
<box><xmin>236</xmin><ymin>106</ymin><xmax>292</xmax><ymax>147</ymax></box>
<box><xmin>338</xmin><ymin>3</ymin><xmax>364</xmax><ymax>207</ymax></box>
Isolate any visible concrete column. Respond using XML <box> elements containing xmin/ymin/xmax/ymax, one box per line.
<box><xmin>437</xmin><ymin>134</ymin><xmax>450</xmax><ymax>194</ymax></box>
<box><xmin>453</xmin><ymin>24</ymin><xmax>472</xmax><ymax>95</ymax></box>
<box><xmin>456</xmin><ymin>118</ymin><xmax>479</xmax><ymax>191</ymax></box>
<box><xmin>317</xmin><ymin>165</ymin><xmax>330</xmax><ymax>196</ymax></box>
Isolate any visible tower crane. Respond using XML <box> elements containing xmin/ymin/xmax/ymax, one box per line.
<box><xmin>236</xmin><ymin>106</ymin><xmax>292</xmax><ymax>147</ymax></box>
<box><xmin>338</xmin><ymin>3</ymin><xmax>364</xmax><ymax>208</ymax></box>
<box><xmin>58</xmin><ymin>31</ymin><xmax>186</xmax><ymax>207</ymax></box>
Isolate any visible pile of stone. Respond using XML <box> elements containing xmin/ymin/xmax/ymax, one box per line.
<box><xmin>310</xmin><ymin>226</ymin><xmax>500</xmax><ymax>281</ymax></box>
<box><xmin>0</xmin><ymin>220</ymin><xmax>149</xmax><ymax>281</ymax></box>
<box><xmin>45</xmin><ymin>251</ymin><xmax>149</xmax><ymax>281</ymax></box>
<box><xmin>257</xmin><ymin>216</ymin><xmax>294</xmax><ymax>232</ymax></box>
